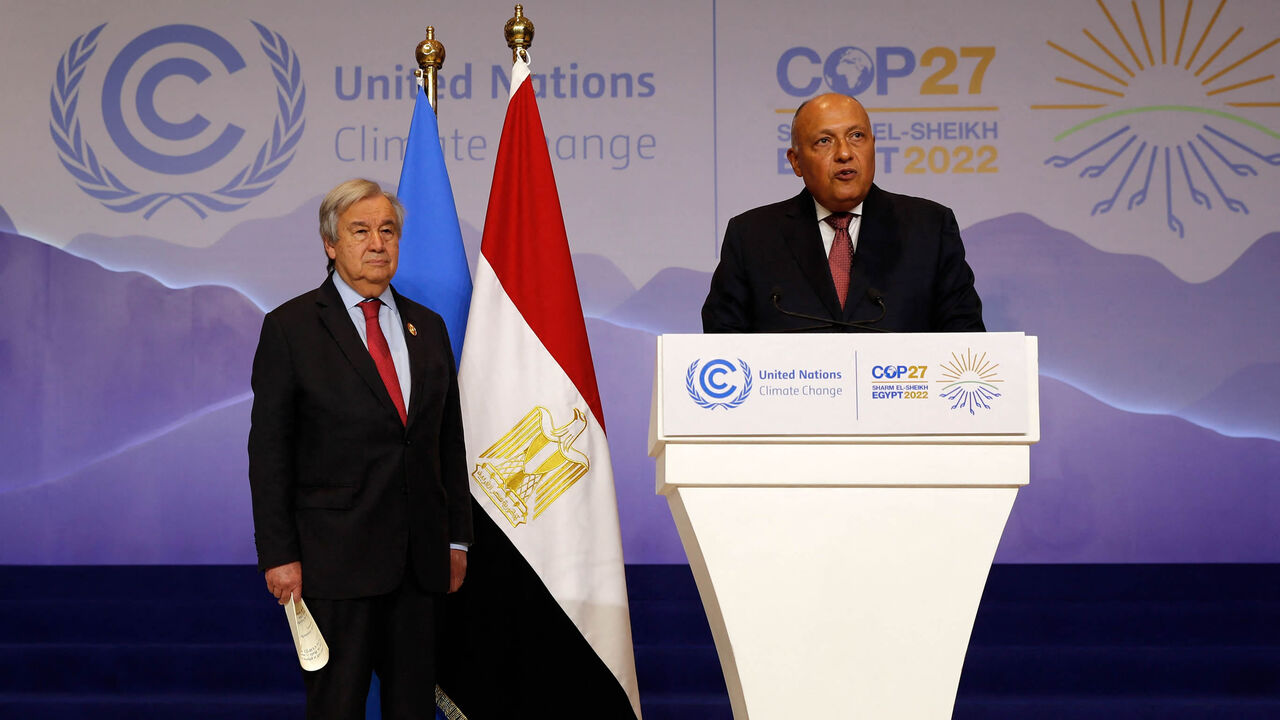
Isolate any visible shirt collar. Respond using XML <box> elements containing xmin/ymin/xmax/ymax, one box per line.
<box><xmin>813</xmin><ymin>198</ymin><xmax>864</xmax><ymax>224</ymax></box>
<box><xmin>331</xmin><ymin>272</ymin><xmax>398</xmax><ymax>314</ymax></box>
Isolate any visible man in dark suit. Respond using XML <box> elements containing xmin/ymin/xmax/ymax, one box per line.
<box><xmin>703</xmin><ymin>93</ymin><xmax>984</xmax><ymax>333</ymax></box>
<box><xmin>249</xmin><ymin>178</ymin><xmax>472</xmax><ymax>719</ymax></box>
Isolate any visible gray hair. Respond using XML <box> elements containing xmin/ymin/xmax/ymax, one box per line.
<box><xmin>318</xmin><ymin>178</ymin><xmax>405</xmax><ymax>272</ymax></box>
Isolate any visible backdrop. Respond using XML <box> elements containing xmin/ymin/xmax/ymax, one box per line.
<box><xmin>1</xmin><ymin>0</ymin><xmax>1276</xmax><ymax>564</ymax></box>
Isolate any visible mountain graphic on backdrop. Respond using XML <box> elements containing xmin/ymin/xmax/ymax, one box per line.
<box><xmin>49</xmin><ymin>200</ymin><xmax>1280</xmax><ymax>439</ymax></box>
<box><xmin>62</xmin><ymin>188</ymin><xmax>486</xmax><ymax>313</ymax></box>
<box><xmin>0</xmin><ymin>395</ymin><xmax>257</xmax><ymax>564</ymax></box>
<box><xmin>997</xmin><ymin>376</ymin><xmax>1278</xmax><ymax>563</ymax></box>
<box><xmin>582</xmin><ymin>314</ymin><xmax>1279</xmax><ymax>565</ymax></box>
<box><xmin>965</xmin><ymin>215</ymin><xmax>1279</xmax><ymax>438</ymax></box>
<box><xmin>1178</xmin><ymin>362</ymin><xmax>1280</xmax><ymax>440</ymax></box>
<box><xmin>599</xmin><ymin>216</ymin><xmax>1279</xmax><ymax>440</ymax></box>
<box><xmin>0</xmin><ymin>229</ymin><xmax>263</xmax><ymax>494</ymax></box>
<box><xmin>0</xmin><ymin>276</ymin><xmax>1274</xmax><ymax>564</ymax></box>
<box><xmin>1</xmin><ymin>199</ymin><xmax>1275</xmax><ymax>564</ymax></box>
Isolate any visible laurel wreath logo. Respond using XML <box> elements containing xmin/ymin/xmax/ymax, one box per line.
<box><xmin>686</xmin><ymin>358</ymin><xmax>753</xmax><ymax>410</ymax></box>
<box><xmin>49</xmin><ymin>21</ymin><xmax>305</xmax><ymax>219</ymax></box>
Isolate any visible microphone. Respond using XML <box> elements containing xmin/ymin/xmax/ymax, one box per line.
<box><xmin>770</xmin><ymin>286</ymin><xmax>891</xmax><ymax>333</ymax></box>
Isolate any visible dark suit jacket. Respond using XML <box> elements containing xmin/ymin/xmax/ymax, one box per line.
<box><xmin>248</xmin><ymin>275</ymin><xmax>472</xmax><ymax>599</ymax></box>
<box><xmin>702</xmin><ymin>185</ymin><xmax>984</xmax><ymax>333</ymax></box>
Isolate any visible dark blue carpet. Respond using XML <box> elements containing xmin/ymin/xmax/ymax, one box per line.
<box><xmin>1</xmin><ymin>564</ymin><xmax>1276</xmax><ymax>719</ymax></box>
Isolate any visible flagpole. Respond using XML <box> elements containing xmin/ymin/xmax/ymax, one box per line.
<box><xmin>415</xmin><ymin>26</ymin><xmax>445</xmax><ymax>113</ymax></box>
<box><xmin>504</xmin><ymin>4</ymin><xmax>534</xmax><ymax>63</ymax></box>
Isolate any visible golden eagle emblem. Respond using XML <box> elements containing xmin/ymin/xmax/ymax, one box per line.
<box><xmin>472</xmin><ymin>407</ymin><xmax>590</xmax><ymax>527</ymax></box>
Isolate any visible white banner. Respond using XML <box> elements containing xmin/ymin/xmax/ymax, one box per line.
<box><xmin>661</xmin><ymin>332</ymin><xmax>1030</xmax><ymax>436</ymax></box>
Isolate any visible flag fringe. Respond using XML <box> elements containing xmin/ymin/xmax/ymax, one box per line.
<box><xmin>435</xmin><ymin>685</ymin><xmax>469</xmax><ymax>720</ymax></box>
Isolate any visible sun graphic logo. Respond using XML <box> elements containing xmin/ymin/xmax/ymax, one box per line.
<box><xmin>1033</xmin><ymin>0</ymin><xmax>1278</xmax><ymax>239</ymax></box>
<box><xmin>935</xmin><ymin>349</ymin><xmax>1003</xmax><ymax>415</ymax></box>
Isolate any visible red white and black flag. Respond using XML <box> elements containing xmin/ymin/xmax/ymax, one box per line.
<box><xmin>436</xmin><ymin>53</ymin><xmax>641</xmax><ymax>719</ymax></box>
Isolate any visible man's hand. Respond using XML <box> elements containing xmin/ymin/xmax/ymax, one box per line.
<box><xmin>265</xmin><ymin>561</ymin><xmax>302</xmax><ymax>605</ymax></box>
<box><xmin>449</xmin><ymin>549</ymin><xmax>467</xmax><ymax>593</ymax></box>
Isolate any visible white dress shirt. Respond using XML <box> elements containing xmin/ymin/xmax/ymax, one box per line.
<box><xmin>813</xmin><ymin>198</ymin><xmax>865</xmax><ymax>256</ymax></box>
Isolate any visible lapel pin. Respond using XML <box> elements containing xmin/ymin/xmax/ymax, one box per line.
<box><xmin>407</xmin><ymin>322</ymin><xmax>418</xmax><ymax>336</ymax></box>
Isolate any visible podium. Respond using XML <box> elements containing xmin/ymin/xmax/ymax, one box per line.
<box><xmin>648</xmin><ymin>332</ymin><xmax>1039</xmax><ymax>719</ymax></box>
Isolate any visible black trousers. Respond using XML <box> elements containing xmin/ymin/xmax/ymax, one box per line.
<box><xmin>302</xmin><ymin>575</ymin><xmax>438</xmax><ymax>720</ymax></box>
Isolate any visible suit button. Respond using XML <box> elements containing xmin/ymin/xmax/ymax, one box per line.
<box><xmin>404</xmin><ymin>439</ymin><xmax>411</xmax><ymax>446</ymax></box>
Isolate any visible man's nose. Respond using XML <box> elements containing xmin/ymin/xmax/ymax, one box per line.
<box><xmin>367</xmin><ymin>232</ymin><xmax>386</xmax><ymax>251</ymax></box>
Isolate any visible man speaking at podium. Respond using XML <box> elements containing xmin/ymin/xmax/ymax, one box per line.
<box><xmin>702</xmin><ymin>93</ymin><xmax>984</xmax><ymax>333</ymax></box>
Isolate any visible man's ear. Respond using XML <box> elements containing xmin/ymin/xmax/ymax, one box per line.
<box><xmin>786</xmin><ymin>147</ymin><xmax>803</xmax><ymax>178</ymax></box>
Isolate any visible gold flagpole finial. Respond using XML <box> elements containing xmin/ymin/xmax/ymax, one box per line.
<box><xmin>415</xmin><ymin>26</ymin><xmax>445</xmax><ymax>114</ymax></box>
<box><xmin>504</xmin><ymin>5</ymin><xmax>534</xmax><ymax>63</ymax></box>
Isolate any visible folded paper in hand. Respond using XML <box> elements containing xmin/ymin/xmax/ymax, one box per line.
<box><xmin>285</xmin><ymin>596</ymin><xmax>329</xmax><ymax>671</ymax></box>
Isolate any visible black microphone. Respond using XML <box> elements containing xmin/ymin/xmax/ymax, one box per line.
<box><xmin>865</xmin><ymin>288</ymin><xmax>887</xmax><ymax>322</ymax></box>
<box><xmin>770</xmin><ymin>286</ymin><xmax>891</xmax><ymax>333</ymax></box>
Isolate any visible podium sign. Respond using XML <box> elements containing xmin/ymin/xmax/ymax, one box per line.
<box><xmin>651</xmin><ymin>332</ymin><xmax>1039</xmax><ymax>720</ymax></box>
<box><xmin>660</xmin><ymin>331</ymin><xmax>1029</xmax><ymax>437</ymax></box>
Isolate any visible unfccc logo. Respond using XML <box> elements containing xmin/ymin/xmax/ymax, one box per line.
<box><xmin>50</xmin><ymin>22</ymin><xmax>305</xmax><ymax>218</ymax></box>
<box><xmin>685</xmin><ymin>358</ymin><xmax>753</xmax><ymax>410</ymax></box>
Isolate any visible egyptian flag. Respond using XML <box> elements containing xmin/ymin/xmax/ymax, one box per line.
<box><xmin>437</xmin><ymin>53</ymin><xmax>641</xmax><ymax>718</ymax></box>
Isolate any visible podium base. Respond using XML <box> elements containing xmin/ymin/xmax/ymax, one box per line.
<box><xmin>659</xmin><ymin>443</ymin><xmax>1024</xmax><ymax>720</ymax></box>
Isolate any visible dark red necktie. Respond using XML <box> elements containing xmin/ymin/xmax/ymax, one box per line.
<box><xmin>824</xmin><ymin>212</ymin><xmax>855</xmax><ymax>308</ymax></box>
<box><xmin>360</xmin><ymin>299</ymin><xmax>407</xmax><ymax>425</ymax></box>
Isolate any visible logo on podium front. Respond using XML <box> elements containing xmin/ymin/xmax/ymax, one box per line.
<box><xmin>936</xmin><ymin>348</ymin><xmax>1003</xmax><ymax>415</ymax></box>
<box><xmin>686</xmin><ymin>358</ymin><xmax>753</xmax><ymax>410</ymax></box>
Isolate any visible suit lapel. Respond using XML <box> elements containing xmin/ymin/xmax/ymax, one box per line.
<box><xmin>315</xmin><ymin>276</ymin><xmax>404</xmax><ymax>423</ymax></box>
<box><xmin>783</xmin><ymin>189</ymin><xmax>843</xmax><ymax>320</ymax></box>
<box><xmin>845</xmin><ymin>184</ymin><xmax>893</xmax><ymax>323</ymax></box>
<box><xmin>393</xmin><ymin>288</ymin><xmax>430</xmax><ymax>431</ymax></box>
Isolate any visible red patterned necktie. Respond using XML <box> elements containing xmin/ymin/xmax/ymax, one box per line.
<box><xmin>360</xmin><ymin>299</ymin><xmax>407</xmax><ymax>425</ymax></box>
<box><xmin>824</xmin><ymin>212</ymin><xmax>854</xmax><ymax>309</ymax></box>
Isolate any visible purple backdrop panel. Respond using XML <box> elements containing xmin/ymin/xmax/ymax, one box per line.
<box><xmin>1</xmin><ymin>207</ymin><xmax>1276</xmax><ymax>564</ymax></box>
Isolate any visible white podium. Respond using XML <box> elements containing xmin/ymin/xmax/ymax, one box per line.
<box><xmin>649</xmin><ymin>333</ymin><xmax>1039</xmax><ymax>719</ymax></box>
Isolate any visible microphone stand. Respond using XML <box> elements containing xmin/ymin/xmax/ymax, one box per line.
<box><xmin>769</xmin><ymin>288</ymin><xmax>891</xmax><ymax>333</ymax></box>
